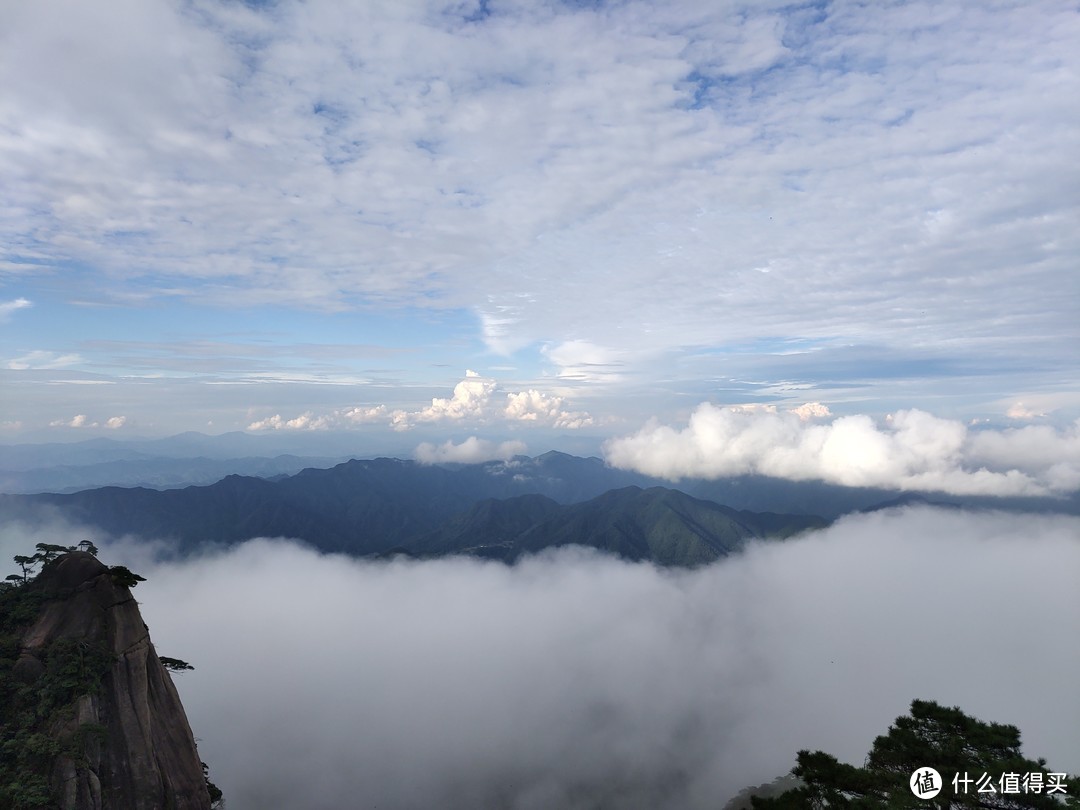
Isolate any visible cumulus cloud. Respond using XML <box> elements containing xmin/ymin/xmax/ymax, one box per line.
<box><xmin>246</xmin><ymin>412</ymin><xmax>331</xmax><ymax>431</ymax></box>
<box><xmin>49</xmin><ymin>414</ymin><xmax>92</xmax><ymax>428</ymax></box>
<box><xmin>339</xmin><ymin>405</ymin><xmax>387</xmax><ymax>424</ymax></box>
<box><xmin>242</xmin><ymin>372</ymin><xmax>595</xmax><ymax>435</ymax></box>
<box><xmin>0</xmin><ymin>297</ymin><xmax>31</xmax><ymax>320</ymax></box>
<box><xmin>247</xmin><ymin>405</ymin><xmax>387</xmax><ymax>431</ymax></box>
<box><xmin>414</xmin><ymin>436</ymin><xmax>527</xmax><ymax>465</ymax></box>
<box><xmin>504</xmin><ymin>390</ymin><xmax>593</xmax><ymax>429</ymax></box>
<box><xmin>789</xmin><ymin>401</ymin><xmax>831</xmax><ymax>421</ymax></box>
<box><xmin>1007</xmin><ymin>401</ymin><xmax>1047</xmax><ymax>420</ymax></box>
<box><xmin>605</xmin><ymin>405</ymin><xmax>1080</xmax><ymax>496</ymax></box>
<box><xmin>104</xmin><ymin>415</ymin><xmax>126</xmax><ymax>429</ymax></box>
<box><xmin>389</xmin><ymin>371</ymin><xmax>594</xmax><ymax>431</ymax></box>
<box><xmin>403</xmin><ymin>369</ymin><xmax>496</xmax><ymax>426</ymax></box>
<box><xmin>15</xmin><ymin>507</ymin><xmax>1068</xmax><ymax>810</ymax></box>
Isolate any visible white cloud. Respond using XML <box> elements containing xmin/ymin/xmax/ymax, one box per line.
<box><xmin>6</xmin><ymin>350</ymin><xmax>82</xmax><ymax>370</ymax></box>
<box><xmin>2</xmin><ymin>0</ymin><xmax>1075</xmax><ymax>425</ymax></box>
<box><xmin>241</xmin><ymin>373</ymin><xmax>595</xmax><ymax>435</ymax></box>
<box><xmin>966</xmin><ymin>420</ymin><xmax>1080</xmax><ymax>493</ymax></box>
<box><xmin>49</xmin><ymin>414</ymin><xmax>92</xmax><ymax>428</ymax></box>
<box><xmin>104</xmin><ymin>415</ymin><xmax>126</xmax><ymax>429</ymax></box>
<box><xmin>543</xmin><ymin>341</ymin><xmax>625</xmax><ymax>384</ymax></box>
<box><xmin>789</xmin><ymin>401</ymin><xmax>831</xmax><ymax>421</ymax></box>
<box><xmin>5</xmin><ymin>0</ymin><xmax>1069</xmax><ymax>375</ymax></box>
<box><xmin>246</xmin><ymin>411</ymin><xmax>331</xmax><ymax>431</ymax></box>
<box><xmin>605</xmin><ymin>405</ymin><xmax>1080</xmax><ymax>496</ymax></box>
<box><xmin>247</xmin><ymin>404</ymin><xmax>387</xmax><ymax>432</ymax></box>
<box><xmin>339</xmin><ymin>405</ymin><xmax>387</xmax><ymax>424</ymax></box>
<box><xmin>411</xmin><ymin>369</ymin><xmax>496</xmax><ymax>424</ymax></box>
<box><xmin>391</xmin><ymin>371</ymin><xmax>594</xmax><ymax>431</ymax></box>
<box><xmin>0</xmin><ymin>297</ymin><xmax>31</xmax><ymax>320</ymax></box>
<box><xmin>52</xmin><ymin>507</ymin><xmax>1076</xmax><ymax>810</ymax></box>
<box><xmin>504</xmin><ymin>390</ymin><xmax>593</xmax><ymax>430</ymax></box>
<box><xmin>413</xmin><ymin>436</ymin><xmax>527</xmax><ymax>465</ymax></box>
<box><xmin>1006</xmin><ymin>401</ymin><xmax>1046</xmax><ymax>420</ymax></box>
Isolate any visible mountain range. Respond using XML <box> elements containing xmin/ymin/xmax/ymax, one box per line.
<box><xmin>2</xmin><ymin>453</ymin><xmax>830</xmax><ymax>565</ymax></box>
<box><xmin>3</xmin><ymin>449</ymin><xmax>1076</xmax><ymax>566</ymax></box>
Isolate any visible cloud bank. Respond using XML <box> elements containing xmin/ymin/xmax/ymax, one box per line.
<box><xmin>44</xmin><ymin>413</ymin><xmax>127</xmax><ymax>430</ymax></box>
<box><xmin>4</xmin><ymin>508</ymin><xmax>1068</xmax><ymax>810</ymax></box>
<box><xmin>605</xmin><ymin>405</ymin><xmax>1080</xmax><ymax>496</ymax></box>
<box><xmin>246</xmin><ymin>371</ymin><xmax>593</xmax><ymax>434</ymax></box>
<box><xmin>414</xmin><ymin>436</ymin><xmax>527</xmax><ymax>465</ymax></box>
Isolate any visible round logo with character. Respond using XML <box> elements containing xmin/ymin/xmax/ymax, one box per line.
<box><xmin>910</xmin><ymin>767</ymin><xmax>943</xmax><ymax>799</ymax></box>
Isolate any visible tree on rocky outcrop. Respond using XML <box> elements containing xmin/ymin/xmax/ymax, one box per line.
<box><xmin>33</xmin><ymin>543</ymin><xmax>71</xmax><ymax>563</ymax></box>
<box><xmin>751</xmin><ymin>699</ymin><xmax>1078</xmax><ymax>808</ymax></box>
<box><xmin>160</xmin><ymin>656</ymin><xmax>195</xmax><ymax>673</ymax></box>
<box><xmin>1</xmin><ymin>546</ymin><xmax>216</xmax><ymax>809</ymax></box>
<box><xmin>11</xmin><ymin>555</ymin><xmax>38</xmax><ymax>583</ymax></box>
<box><xmin>107</xmin><ymin>564</ymin><xmax>146</xmax><ymax>589</ymax></box>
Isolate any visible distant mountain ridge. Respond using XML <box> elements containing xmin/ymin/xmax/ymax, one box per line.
<box><xmin>1</xmin><ymin>454</ymin><xmax>826</xmax><ymax>565</ymax></box>
<box><xmin>3</xmin><ymin>451</ymin><xmax>1076</xmax><ymax>566</ymax></box>
<box><xmin>0</xmin><ymin>453</ymin><xmax>352</xmax><ymax>495</ymax></box>
<box><xmin>414</xmin><ymin>486</ymin><xmax>828</xmax><ymax>565</ymax></box>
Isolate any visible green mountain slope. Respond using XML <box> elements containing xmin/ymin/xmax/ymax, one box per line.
<box><xmin>415</xmin><ymin>486</ymin><xmax>828</xmax><ymax>565</ymax></box>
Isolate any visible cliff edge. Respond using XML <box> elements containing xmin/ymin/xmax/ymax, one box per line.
<box><xmin>1</xmin><ymin>551</ymin><xmax>212</xmax><ymax>810</ymax></box>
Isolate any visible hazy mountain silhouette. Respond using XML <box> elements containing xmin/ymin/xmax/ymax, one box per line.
<box><xmin>1</xmin><ymin>454</ymin><xmax>826</xmax><ymax>565</ymax></box>
<box><xmin>415</xmin><ymin>486</ymin><xmax>828</xmax><ymax>565</ymax></box>
<box><xmin>3</xmin><ymin>451</ymin><xmax>1075</xmax><ymax>565</ymax></box>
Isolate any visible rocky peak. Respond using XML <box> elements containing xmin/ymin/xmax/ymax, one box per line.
<box><xmin>2</xmin><ymin>551</ymin><xmax>211</xmax><ymax>810</ymax></box>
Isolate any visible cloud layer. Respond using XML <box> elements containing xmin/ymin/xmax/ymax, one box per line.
<box><xmin>605</xmin><ymin>405</ymin><xmax>1080</xmax><ymax>496</ymax></box>
<box><xmin>4</xmin><ymin>508</ymin><xmax>1069</xmax><ymax>810</ymax></box>
<box><xmin>414</xmin><ymin>436</ymin><xmax>527</xmax><ymax>464</ymax></box>
<box><xmin>247</xmin><ymin>370</ymin><xmax>593</xmax><ymax>434</ymax></box>
<box><xmin>2</xmin><ymin>0</ymin><xmax>1076</xmax><ymax>379</ymax></box>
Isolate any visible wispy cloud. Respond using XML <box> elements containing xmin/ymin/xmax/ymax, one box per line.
<box><xmin>1</xmin><ymin>1</ymin><xmax>1076</xmax><ymax>430</ymax></box>
<box><xmin>605</xmin><ymin>404</ymin><xmax>1080</xmax><ymax>496</ymax></box>
<box><xmin>2</xmin><ymin>3</ymin><xmax>1074</xmax><ymax>354</ymax></box>
<box><xmin>6</xmin><ymin>350</ymin><xmax>82</xmax><ymax>370</ymax></box>
<box><xmin>0</xmin><ymin>298</ymin><xmax>31</xmax><ymax>320</ymax></box>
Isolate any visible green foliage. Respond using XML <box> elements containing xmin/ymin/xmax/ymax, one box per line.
<box><xmin>1</xmin><ymin>544</ymin><xmax>222</xmax><ymax>809</ymax></box>
<box><xmin>203</xmin><ymin>761</ymin><xmax>224</xmax><ymax>808</ymax></box>
<box><xmin>33</xmin><ymin>543</ymin><xmax>70</xmax><ymax>563</ymax></box>
<box><xmin>1</xmin><ymin>545</ymin><xmax>116</xmax><ymax>808</ymax></box>
<box><xmin>752</xmin><ymin>699</ymin><xmax>1079</xmax><ymax>809</ymax></box>
<box><xmin>108</xmin><ymin>565</ymin><xmax>146</xmax><ymax>589</ymax></box>
<box><xmin>160</xmin><ymin>656</ymin><xmax>195</xmax><ymax>673</ymax></box>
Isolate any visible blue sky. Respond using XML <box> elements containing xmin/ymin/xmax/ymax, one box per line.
<box><xmin>1</xmin><ymin>0</ymin><xmax>1078</xmax><ymax>493</ymax></box>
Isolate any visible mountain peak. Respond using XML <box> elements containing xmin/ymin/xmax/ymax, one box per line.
<box><xmin>2</xmin><ymin>552</ymin><xmax>214</xmax><ymax>809</ymax></box>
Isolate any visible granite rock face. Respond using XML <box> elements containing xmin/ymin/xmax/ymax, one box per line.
<box><xmin>15</xmin><ymin>552</ymin><xmax>211</xmax><ymax>810</ymax></box>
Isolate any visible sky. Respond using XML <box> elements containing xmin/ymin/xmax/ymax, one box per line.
<box><xmin>3</xmin><ymin>505</ymin><xmax>1078</xmax><ymax>809</ymax></box>
<box><xmin>1</xmin><ymin>0</ymin><xmax>1079</xmax><ymax>494</ymax></box>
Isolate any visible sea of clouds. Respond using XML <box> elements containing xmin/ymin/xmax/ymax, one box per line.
<box><xmin>2</xmin><ymin>506</ymin><xmax>1078</xmax><ymax>809</ymax></box>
